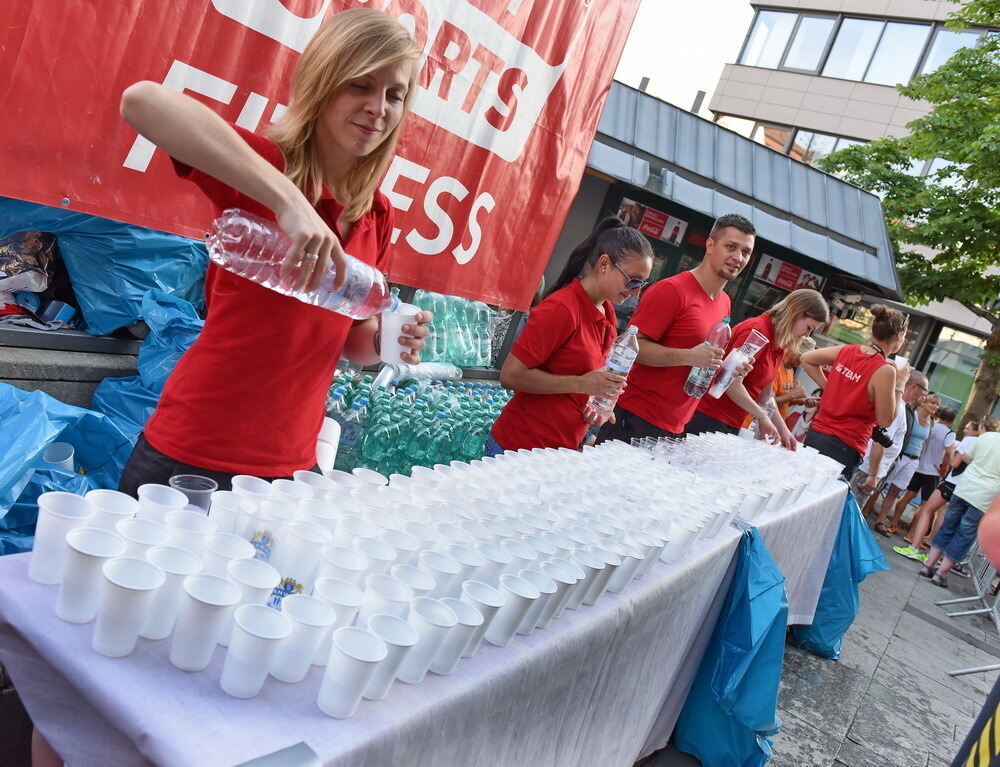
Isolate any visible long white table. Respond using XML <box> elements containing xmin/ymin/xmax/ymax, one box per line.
<box><xmin>0</xmin><ymin>483</ymin><xmax>846</xmax><ymax>767</ymax></box>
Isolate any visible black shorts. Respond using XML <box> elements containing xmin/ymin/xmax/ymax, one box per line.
<box><xmin>937</xmin><ymin>480</ymin><xmax>957</xmax><ymax>502</ymax></box>
<box><xmin>906</xmin><ymin>471</ymin><xmax>939</xmax><ymax>502</ymax></box>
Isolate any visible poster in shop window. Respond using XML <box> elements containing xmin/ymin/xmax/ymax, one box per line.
<box><xmin>616</xmin><ymin>198</ymin><xmax>688</xmax><ymax>245</ymax></box>
<box><xmin>0</xmin><ymin>0</ymin><xmax>640</xmax><ymax>311</ymax></box>
<box><xmin>754</xmin><ymin>255</ymin><xmax>824</xmax><ymax>292</ymax></box>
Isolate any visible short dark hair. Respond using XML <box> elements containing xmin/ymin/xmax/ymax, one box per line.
<box><xmin>938</xmin><ymin>407</ymin><xmax>957</xmax><ymax>423</ymax></box>
<box><xmin>710</xmin><ymin>213</ymin><xmax>755</xmax><ymax>240</ymax></box>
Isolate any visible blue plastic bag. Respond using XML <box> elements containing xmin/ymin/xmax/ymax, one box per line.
<box><xmin>674</xmin><ymin>529</ymin><xmax>789</xmax><ymax>767</ymax></box>
<box><xmin>789</xmin><ymin>492</ymin><xmax>890</xmax><ymax>659</ymax></box>
<box><xmin>136</xmin><ymin>290</ymin><xmax>203</xmax><ymax>393</ymax></box>
<box><xmin>2</xmin><ymin>466</ymin><xmax>99</xmax><ymax>555</ymax></box>
<box><xmin>91</xmin><ymin>376</ymin><xmax>161</xmax><ymax>443</ymax></box>
<box><xmin>0</xmin><ymin>196</ymin><xmax>206</xmax><ymax>334</ymax></box>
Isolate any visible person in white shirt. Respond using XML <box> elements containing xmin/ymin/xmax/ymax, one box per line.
<box><xmin>886</xmin><ymin>405</ymin><xmax>956</xmax><ymax>528</ymax></box>
<box><xmin>849</xmin><ymin>386</ymin><xmax>909</xmax><ymax>510</ymax></box>
<box><xmin>921</xmin><ymin>428</ymin><xmax>1000</xmax><ymax>587</ymax></box>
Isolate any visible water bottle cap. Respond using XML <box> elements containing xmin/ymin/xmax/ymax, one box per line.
<box><xmin>436</xmin><ymin>411</ymin><xmax>447</xmax><ymax>418</ymax></box>
<box><xmin>626</xmin><ymin>325</ymin><xmax>638</xmax><ymax>334</ymax></box>
<box><xmin>351</xmin><ymin>402</ymin><xmax>362</xmax><ymax>409</ymax></box>
<box><xmin>723</xmin><ymin>316</ymin><xmax>731</xmax><ymax>324</ymax></box>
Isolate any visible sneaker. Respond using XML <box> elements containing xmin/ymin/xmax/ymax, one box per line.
<box><xmin>930</xmin><ymin>573</ymin><xmax>949</xmax><ymax>589</ymax></box>
<box><xmin>893</xmin><ymin>546</ymin><xmax>924</xmax><ymax>562</ymax></box>
<box><xmin>918</xmin><ymin>566</ymin><xmax>935</xmax><ymax>578</ymax></box>
<box><xmin>952</xmin><ymin>564</ymin><xmax>970</xmax><ymax>579</ymax></box>
<box><xmin>915</xmin><ymin>551</ymin><xmax>928</xmax><ymax>564</ymax></box>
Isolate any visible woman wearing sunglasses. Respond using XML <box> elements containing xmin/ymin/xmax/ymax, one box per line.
<box><xmin>486</xmin><ymin>216</ymin><xmax>653</xmax><ymax>454</ymax></box>
<box><xmin>686</xmin><ymin>289</ymin><xmax>829</xmax><ymax>448</ymax></box>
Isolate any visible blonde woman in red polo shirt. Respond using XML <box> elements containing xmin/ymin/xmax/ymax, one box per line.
<box><xmin>114</xmin><ymin>10</ymin><xmax>430</xmax><ymax>493</ymax></box>
<box><xmin>487</xmin><ymin>218</ymin><xmax>654</xmax><ymax>453</ymax></box>
<box><xmin>687</xmin><ymin>289</ymin><xmax>829</xmax><ymax>448</ymax></box>
<box><xmin>800</xmin><ymin>305</ymin><xmax>909</xmax><ymax>475</ymax></box>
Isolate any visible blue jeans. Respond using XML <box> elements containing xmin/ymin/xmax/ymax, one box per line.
<box><xmin>931</xmin><ymin>494</ymin><xmax>985</xmax><ymax>563</ymax></box>
<box><xmin>483</xmin><ymin>433</ymin><xmax>505</xmax><ymax>457</ymax></box>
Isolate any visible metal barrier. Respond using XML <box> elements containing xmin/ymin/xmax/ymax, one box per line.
<box><xmin>937</xmin><ymin>543</ymin><xmax>1000</xmax><ymax>676</ymax></box>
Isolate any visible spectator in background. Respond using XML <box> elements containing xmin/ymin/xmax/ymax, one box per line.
<box><xmin>741</xmin><ymin>336</ymin><xmax>817</xmax><ymax>432</ymax></box>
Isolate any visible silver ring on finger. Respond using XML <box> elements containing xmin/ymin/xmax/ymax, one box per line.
<box><xmin>303</xmin><ymin>252</ymin><xmax>319</xmax><ymax>262</ymax></box>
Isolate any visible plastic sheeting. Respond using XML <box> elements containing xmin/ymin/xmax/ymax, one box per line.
<box><xmin>789</xmin><ymin>492</ymin><xmax>890</xmax><ymax>659</ymax></box>
<box><xmin>0</xmin><ymin>197</ymin><xmax>205</xmax><ymax>334</ymax></box>
<box><xmin>674</xmin><ymin>529</ymin><xmax>789</xmax><ymax>767</ymax></box>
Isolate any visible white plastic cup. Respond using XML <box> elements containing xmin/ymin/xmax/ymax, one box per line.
<box><xmin>56</xmin><ymin>527</ymin><xmax>126</xmax><ymax>623</ymax></box>
<box><xmin>429</xmin><ymin>598</ymin><xmax>483</xmax><ymax>674</ymax></box>
<box><xmin>169</xmin><ymin>574</ymin><xmax>240</xmax><ymax>671</ymax></box>
<box><xmin>473</xmin><ymin>542</ymin><xmax>512</xmax><ymax>589</ymax></box>
<box><xmin>301</xmin><ymin>498</ymin><xmax>339</xmax><ymax>535</ymax></box>
<box><xmin>164</xmin><ymin>508</ymin><xmax>217</xmax><ymax>557</ymax></box>
<box><xmin>318</xmin><ymin>545</ymin><xmax>369</xmax><ymax>585</ymax></box>
<box><xmin>353</xmin><ymin>536</ymin><xmax>397</xmax><ymax>577</ymax></box>
<box><xmin>460</xmin><ymin>580</ymin><xmax>505</xmax><ymax>657</ymax></box>
<box><xmin>445</xmin><ymin>544</ymin><xmax>484</xmax><ymax>598</ymax></box>
<box><xmin>29</xmin><ymin>492</ymin><xmax>96</xmax><ymax>584</ymax></box>
<box><xmin>270</xmin><ymin>521</ymin><xmax>333</xmax><ymax>600</ymax></box>
<box><xmin>271</xmin><ymin>594</ymin><xmax>336</xmax><ymax>683</ymax></box>
<box><xmin>418</xmin><ymin>550</ymin><xmax>462</xmax><ymax>599</ymax></box>
<box><xmin>606</xmin><ymin>541</ymin><xmax>645</xmax><ymax>594</ymax></box>
<box><xmin>92</xmin><ymin>557</ymin><xmax>165</xmax><ymax>657</ymax></box>
<box><xmin>115</xmin><ymin>517</ymin><xmax>170</xmax><ymax>561</ymax></box>
<box><xmin>894</xmin><ymin>355</ymin><xmax>909</xmax><ymax>371</ymax></box>
<box><xmin>396</xmin><ymin>597</ymin><xmax>458</xmax><ymax>684</ymax></box>
<box><xmin>537</xmin><ymin>560</ymin><xmax>578</xmax><ymax>629</ymax></box>
<box><xmin>43</xmin><ymin>441</ymin><xmax>75</xmax><ymax>471</ymax></box>
<box><xmin>660</xmin><ymin>519</ymin><xmax>698</xmax><ymax>564</ymax></box>
<box><xmin>325</xmin><ymin>470</ymin><xmax>364</xmax><ymax>495</ymax></box>
<box><xmin>484</xmin><ymin>575</ymin><xmax>539</xmax><ymax>648</ymax></box>
<box><xmin>379</xmin><ymin>302</ymin><xmax>420</xmax><ymax>364</ymax></box>
<box><xmin>358</xmin><ymin>573</ymin><xmax>414</xmax><ymax>626</ymax></box>
<box><xmin>363</xmin><ymin>614</ymin><xmax>418</xmax><ymax>700</ymax></box>
<box><xmin>501</xmin><ymin>539</ymin><xmax>539</xmax><ymax>577</ymax></box>
<box><xmin>311</xmin><ymin>577</ymin><xmax>364</xmax><ymax>666</ymax></box>
<box><xmin>380</xmin><ymin>529</ymin><xmax>421</xmax><ymax>567</ymax></box>
<box><xmin>84</xmin><ymin>489</ymin><xmax>138</xmax><ymax>532</ymax></box>
<box><xmin>583</xmin><ymin>547</ymin><xmax>622</xmax><ymax>606</ymax></box>
<box><xmin>168</xmin><ymin>474</ymin><xmax>218</xmax><ymax>512</ymax></box>
<box><xmin>230</xmin><ymin>475</ymin><xmax>272</xmax><ymax>513</ymax></box>
<box><xmin>566</xmin><ymin>549</ymin><xmax>606</xmax><ymax>610</ymax></box>
<box><xmin>317</xmin><ymin>626</ymin><xmax>387</xmax><ymax>718</ymax></box>
<box><xmin>632</xmin><ymin>530</ymin><xmax>666</xmax><ymax>580</ymax></box>
<box><xmin>334</xmin><ymin>515</ymin><xmax>378</xmax><ymax>548</ymax></box>
<box><xmin>220</xmin><ymin>604</ymin><xmax>292</xmax><ymax>698</ymax></box>
<box><xmin>516</xmin><ymin>569</ymin><xmax>557</xmax><ymax>635</ymax></box>
<box><xmin>220</xmin><ymin>557</ymin><xmax>281</xmax><ymax>647</ymax></box>
<box><xmin>207</xmin><ymin>490</ymin><xmax>244</xmax><ymax>535</ymax></box>
<box><xmin>292</xmin><ymin>470</ymin><xmax>338</xmax><ymax>500</ymax></box>
<box><xmin>136</xmin><ymin>483</ymin><xmax>188</xmax><ymax>523</ymax></box>
<box><xmin>202</xmin><ymin>533</ymin><xmax>255</xmax><ymax>577</ymax></box>
<box><xmin>352</xmin><ymin>467</ymin><xmax>389</xmax><ymax>489</ymax></box>
<box><xmin>270</xmin><ymin>478</ymin><xmax>313</xmax><ymax>510</ymax></box>
<box><xmin>140</xmin><ymin>545</ymin><xmax>204</xmax><ymax>640</ymax></box>
<box><xmin>390</xmin><ymin>563</ymin><xmax>436</xmax><ymax>599</ymax></box>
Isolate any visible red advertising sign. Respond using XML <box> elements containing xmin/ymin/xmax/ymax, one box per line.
<box><xmin>1</xmin><ymin>0</ymin><xmax>638</xmax><ymax>310</ymax></box>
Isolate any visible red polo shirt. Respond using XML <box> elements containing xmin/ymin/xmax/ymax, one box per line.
<box><xmin>810</xmin><ymin>345</ymin><xmax>889</xmax><ymax>456</ymax></box>
<box><xmin>143</xmin><ymin>124</ymin><xmax>395</xmax><ymax>476</ymax></box>
<box><xmin>491</xmin><ymin>280</ymin><xmax>617</xmax><ymax>451</ymax></box>
<box><xmin>696</xmin><ymin>313</ymin><xmax>784</xmax><ymax>428</ymax></box>
<box><xmin>616</xmin><ymin>270</ymin><xmax>731</xmax><ymax>433</ymax></box>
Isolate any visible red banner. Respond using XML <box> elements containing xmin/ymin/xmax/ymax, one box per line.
<box><xmin>1</xmin><ymin>1</ymin><xmax>638</xmax><ymax>310</ymax></box>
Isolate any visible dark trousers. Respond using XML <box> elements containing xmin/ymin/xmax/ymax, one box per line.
<box><xmin>685</xmin><ymin>411</ymin><xmax>739</xmax><ymax>437</ymax></box>
<box><xmin>594</xmin><ymin>405</ymin><xmax>684</xmax><ymax>445</ymax></box>
<box><xmin>804</xmin><ymin>429</ymin><xmax>861</xmax><ymax>479</ymax></box>
<box><xmin>117</xmin><ymin>433</ymin><xmax>319</xmax><ymax>496</ymax></box>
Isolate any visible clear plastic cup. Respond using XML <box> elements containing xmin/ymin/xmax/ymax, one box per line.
<box><xmin>92</xmin><ymin>557</ymin><xmax>165</xmax><ymax>657</ymax></box>
<box><xmin>29</xmin><ymin>492</ymin><xmax>95</xmax><ymax>584</ymax></box>
<box><xmin>164</xmin><ymin>508</ymin><xmax>218</xmax><ymax>557</ymax></box>
<box><xmin>363</xmin><ymin>614</ymin><xmax>418</xmax><ymax>700</ymax></box>
<box><xmin>396</xmin><ymin>597</ymin><xmax>458</xmax><ymax>684</ymax></box>
<box><xmin>140</xmin><ymin>545</ymin><xmax>204</xmax><ymax>640</ymax></box>
<box><xmin>311</xmin><ymin>577</ymin><xmax>364</xmax><ymax>666</ymax></box>
<box><xmin>169</xmin><ymin>574</ymin><xmax>240</xmax><ymax>671</ymax></box>
<box><xmin>202</xmin><ymin>533</ymin><xmax>255</xmax><ymax>577</ymax></box>
<box><xmin>168</xmin><ymin>474</ymin><xmax>218</xmax><ymax>512</ymax></box>
<box><xmin>317</xmin><ymin>626</ymin><xmax>387</xmax><ymax>718</ymax></box>
<box><xmin>429</xmin><ymin>598</ymin><xmax>482</xmax><ymax>675</ymax></box>
<box><xmin>220</xmin><ymin>604</ymin><xmax>291</xmax><ymax>698</ymax></box>
<box><xmin>84</xmin><ymin>489</ymin><xmax>138</xmax><ymax>532</ymax></box>
<box><xmin>56</xmin><ymin>527</ymin><xmax>126</xmax><ymax>623</ymax></box>
<box><xmin>136</xmin><ymin>483</ymin><xmax>187</xmax><ymax>523</ymax></box>
<box><xmin>379</xmin><ymin>302</ymin><xmax>420</xmax><ymax>364</ymax></box>
<box><xmin>460</xmin><ymin>580</ymin><xmax>505</xmax><ymax>658</ymax></box>
<box><xmin>271</xmin><ymin>594</ymin><xmax>336</xmax><ymax>683</ymax></box>
<box><xmin>484</xmin><ymin>575</ymin><xmax>539</xmax><ymax>647</ymax></box>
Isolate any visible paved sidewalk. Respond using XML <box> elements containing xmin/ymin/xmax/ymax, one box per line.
<box><xmin>645</xmin><ymin>532</ymin><xmax>1000</xmax><ymax>767</ymax></box>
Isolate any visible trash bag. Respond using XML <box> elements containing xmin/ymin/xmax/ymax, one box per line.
<box><xmin>91</xmin><ymin>376</ymin><xmax>161</xmax><ymax>443</ymax></box>
<box><xmin>789</xmin><ymin>492</ymin><xmax>890</xmax><ymax>659</ymax></box>
<box><xmin>674</xmin><ymin>529</ymin><xmax>789</xmax><ymax>767</ymax></box>
<box><xmin>0</xmin><ymin>196</ymin><xmax>206</xmax><ymax>335</ymax></box>
<box><xmin>0</xmin><ymin>383</ymin><xmax>133</xmax><ymax>553</ymax></box>
<box><xmin>2</xmin><ymin>466</ymin><xmax>98</xmax><ymax>555</ymax></box>
<box><xmin>0</xmin><ymin>230</ymin><xmax>55</xmax><ymax>293</ymax></box>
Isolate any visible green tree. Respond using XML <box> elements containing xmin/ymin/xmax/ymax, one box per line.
<box><xmin>820</xmin><ymin>0</ymin><xmax>1000</xmax><ymax>419</ymax></box>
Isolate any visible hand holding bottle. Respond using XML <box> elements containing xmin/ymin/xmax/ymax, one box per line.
<box><xmin>272</xmin><ymin>195</ymin><xmax>349</xmax><ymax>293</ymax></box>
<box><xmin>578</xmin><ymin>369</ymin><xmax>627</xmax><ymax>398</ymax></box>
<box><xmin>688</xmin><ymin>343</ymin><xmax>724</xmax><ymax>370</ymax></box>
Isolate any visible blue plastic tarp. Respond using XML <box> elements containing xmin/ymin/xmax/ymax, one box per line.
<box><xmin>674</xmin><ymin>529</ymin><xmax>789</xmax><ymax>767</ymax></box>
<box><xmin>789</xmin><ymin>492</ymin><xmax>890</xmax><ymax>659</ymax></box>
<box><xmin>0</xmin><ymin>196</ymin><xmax>206</xmax><ymax>334</ymax></box>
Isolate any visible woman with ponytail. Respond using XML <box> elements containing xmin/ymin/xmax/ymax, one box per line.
<box><xmin>487</xmin><ymin>217</ymin><xmax>654</xmax><ymax>453</ymax></box>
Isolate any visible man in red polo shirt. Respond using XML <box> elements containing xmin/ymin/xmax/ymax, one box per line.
<box><xmin>596</xmin><ymin>213</ymin><xmax>755</xmax><ymax>442</ymax></box>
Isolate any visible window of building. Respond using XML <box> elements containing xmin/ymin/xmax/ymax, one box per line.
<box><xmin>752</xmin><ymin>123</ymin><xmax>793</xmax><ymax>152</ymax></box>
<box><xmin>822</xmin><ymin>18</ymin><xmax>885</xmax><ymax>80</ymax></box>
<box><xmin>740</xmin><ymin>10</ymin><xmax>797</xmax><ymax>68</ymax></box>
<box><xmin>925</xmin><ymin>327</ymin><xmax>986</xmax><ymax>412</ymax></box>
<box><xmin>864</xmin><ymin>22</ymin><xmax>932</xmax><ymax>85</ymax></box>
<box><xmin>783</xmin><ymin>16</ymin><xmax>837</xmax><ymax>72</ymax></box>
<box><xmin>921</xmin><ymin>28</ymin><xmax>982</xmax><ymax>74</ymax></box>
<box><xmin>787</xmin><ymin>129</ymin><xmax>860</xmax><ymax>165</ymax></box>
<box><xmin>715</xmin><ymin>114</ymin><xmax>756</xmax><ymax>138</ymax></box>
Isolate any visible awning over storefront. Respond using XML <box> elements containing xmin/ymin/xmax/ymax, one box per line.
<box><xmin>589</xmin><ymin>83</ymin><xmax>902</xmax><ymax>299</ymax></box>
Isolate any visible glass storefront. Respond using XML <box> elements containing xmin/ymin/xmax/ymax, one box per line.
<box><xmin>925</xmin><ymin>327</ymin><xmax>986</xmax><ymax>411</ymax></box>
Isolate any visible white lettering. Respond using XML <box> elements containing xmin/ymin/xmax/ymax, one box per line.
<box><xmin>235</xmin><ymin>92</ymin><xmax>270</xmax><ymax>132</ymax></box>
<box><xmin>406</xmin><ymin>175</ymin><xmax>469</xmax><ymax>255</ymax></box>
<box><xmin>452</xmin><ymin>193</ymin><xmax>495</xmax><ymax>265</ymax></box>
<box><xmin>210</xmin><ymin>0</ymin><xmax>332</xmax><ymax>52</ymax></box>
<box><xmin>381</xmin><ymin>156</ymin><xmax>432</xmax><ymax>245</ymax></box>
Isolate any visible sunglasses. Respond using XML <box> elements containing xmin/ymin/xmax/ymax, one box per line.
<box><xmin>611</xmin><ymin>261</ymin><xmax>648</xmax><ymax>292</ymax></box>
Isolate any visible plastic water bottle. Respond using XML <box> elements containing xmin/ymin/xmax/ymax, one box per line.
<box><xmin>334</xmin><ymin>402</ymin><xmax>366</xmax><ymax>471</ymax></box>
<box><xmin>750</xmin><ymin>392</ymin><xmax>778</xmax><ymax>441</ymax></box>
<box><xmin>683</xmin><ymin>317</ymin><xmax>731</xmax><ymax>398</ymax></box>
<box><xmin>708</xmin><ymin>328</ymin><xmax>770</xmax><ymax>399</ymax></box>
<box><xmin>585</xmin><ymin>326</ymin><xmax>640</xmax><ymax>422</ymax></box>
<box><xmin>205</xmin><ymin>208</ymin><xmax>399</xmax><ymax>319</ymax></box>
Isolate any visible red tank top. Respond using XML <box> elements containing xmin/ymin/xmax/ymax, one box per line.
<box><xmin>810</xmin><ymin>345</ymin><xmax>891</xmax><ymax>456</ymax></box>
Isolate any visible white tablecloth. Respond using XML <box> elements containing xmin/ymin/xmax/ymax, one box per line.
<box><xmin>0</xmin><ymin>483</ymin><xmax>846</xmax><ymax>767</ymax></box>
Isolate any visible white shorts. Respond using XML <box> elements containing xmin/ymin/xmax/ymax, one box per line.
<box><xmin>885</xmin><ymin>454</ymin><xmax>918</xmax><ymax>490</ymax></box>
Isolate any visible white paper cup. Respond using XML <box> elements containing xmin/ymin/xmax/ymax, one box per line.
<box><xmin>29</xmin><ymin>492</ymin><xmax>96</xmax><ymax>584</ymax></box>
<box><xmin>84</xmin><ymin>489</ymin><xmax>138</xmax><ymax>532</ymax></box>
<box><xmin>202</xmin><ymin>533</ymin><xmax>255</xmax><ymax>577</ymax></box>
<box><xmin>484</xmin><ymin>575</ymin><xmax>539</xmax><ymax>648</ymax></box>
<box><xmin>460</xmin><ymin>580</ymin><xmax>505</xmax><ymax>658</ymax></box>
<box><xmin>583</xmin><ymin>547</ymin><xmax>622</xmax><ymax>606</ymax></box>
<box><xmin>380</xmin><ymin>529</ymin><xmax>421</xmax><ymax>568</ymax></box>
<box><xmin>318</xmin><ymin>626</ymin><xmax>387</xmax><ymax>718</ymax></box>
<box><xmin>56</xmin><ymin>527</ymin><xmax>126</xmax><ymax>623</ymax></box>
<box><xmin>92</xmin><ymin>557</ymin><xmax>165</xmax><ymax>657</ymax></box>
<box><xmin>353</xmin><ymin>536</ymin><xmax>397</xmax><ymax>577</ymax></box>
<box><xmin>379</xmin><ymin>302</ymin><xmax>420</xmax><ymax>364</ymax></box>
<box><xmin>115</xmin><ymin>517</ymin><xmax>170</xmax><ymax>560</ymax></box>
<box><xmin>220</xmin><ymin>557</ymin><xmax>281</xmax><ymax>647</ymax></box>
<box><xmin>335</xmin><ymin>515</ymin><xmax>378</xmax><ymax>548</ymax></box>
<box><xmin>418</xmin><ymin>550</ymin><xmax>461</xmax><ymax>599</ymax></box>
<box><xmin>473</xmin><ymin>542</ymin><xmax>511</xmax><ymax>589</ymax></box>
<box><xmin>318</xmin><ymin>545</ymin><xmax>369</xmax><ymax>585</ymax></box>
<box><xmin>43</xmin><ymin>441</ymin><xmax>75</xmax><ymax>471</ymax></box>
<box><xmin>168</xmin><ymin>474</ymin><xmax>218</xmax><ymax>512</ymax></box>
<box><xmin>352</xmin><ymin>467</ymin><xmax>389</xmax><ymax>489</ymax></box>
<box><xmin>220</xmin><ymin>604</ymin><xmax>291</xmax><ymax>698</ymax></box>
<box><xmin>271</xmin><ymin>594</ymin><xmax>336</xmax><ymax>683</ymax></box>
<box><xmin>430</xmin><ymin>598</ymin><xmax>482</xmax><ymax>674</ymax></box>
<box><xmin>516</xmin><ymin>569</ymin><xmax>557</xmax><ymax>634</ymax></box>
<box><xmin>140</xmin><ymin>545</ymin><xmax>204</xmax><ymax>640</ymax></box>
<box><xmin>363</xmin><ymin>614</ymin><xmax>418</xmax><ymax>700</ymax></box>
<box><xmin>358</xmin><ymin>573</ymin><xmax>414</xmax><ymax>626</ymax></box>
<box><xmin>390</xmin><ymin>563</ymin><xmax>436</xmax><ymax>599</ymax></box>
<box><xmin>169</xmin><ymin>574</ymin><xmax>240</xmax><ymax>671</ymax></box>
<box><xmin>396</xmin><ymin>597</ymin><xmax>458</xmax><ymax>684</ymax></box>
<box><xmin>164</xmin><ymin>508</ymin><xmax>217</xmax><ymax>557</ymax></box>
<box><xmin>894</xmin><ymin>355</ymin><xmax>909</xmax><ymax>371</ymax></box>
<box><xmin>537</xmin><ymin>560</ymin><xmax>578</xmax><ymax>629</ymax></box>
<box><xmin>311</xmin><ymin>577</ymin><xmax>364</xmax><ymax>666</ymax></box>
<box><xmin>136</xmin><ymin>483</ymin><xmax>187</xmax><ymax>523</ymax></box>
